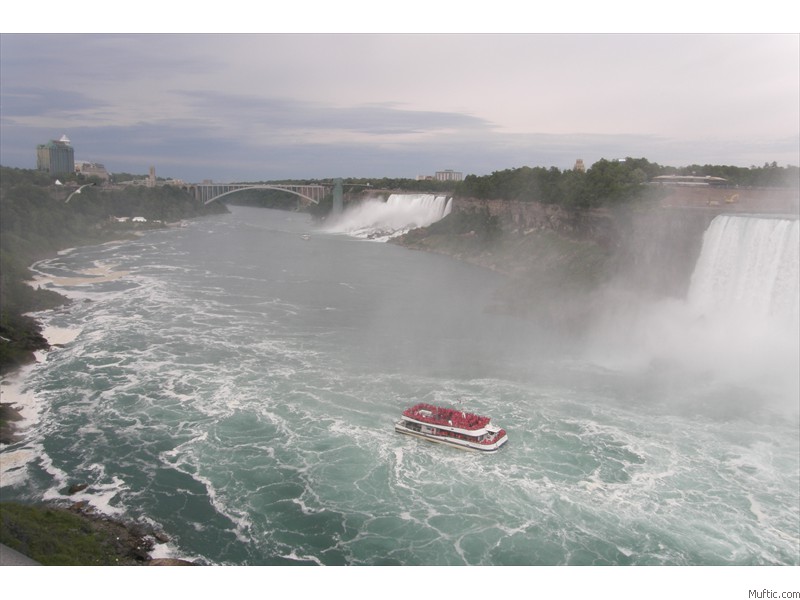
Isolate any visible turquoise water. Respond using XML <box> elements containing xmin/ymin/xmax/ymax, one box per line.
<box><xmin>2</xmin><ymin>206</ymin><xmax>797</xmax><ymax>566</ymax></box>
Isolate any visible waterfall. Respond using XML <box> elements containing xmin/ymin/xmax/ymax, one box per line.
<box><xmin>677</xmin><ymin>214</ymin><xmax>799</xmax><ymax>401</ymax></box>
<box><xmin>688</xmin><ymin>215</ymin><xmax>799</xmax><ymax>327</ymax></box>
<box><xmin>323</xmin><ymin>193</ymin><xmax>452</xmax><ymax>241</ymax></box>
<box><xmin>588</xmin><ymin>214</ymin><xmax>799</xmax><ymax>409</ymax></box>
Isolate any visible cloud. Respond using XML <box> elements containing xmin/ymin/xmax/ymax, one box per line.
<box><xmin>182</xmin><ymin>92</ymin><xmax>494</xmax><ymax>139</ymax></box>
<box><xmin>1</xmin><ymin>33</ymin><xmax>798</xmax><ymax>181</ymax></box>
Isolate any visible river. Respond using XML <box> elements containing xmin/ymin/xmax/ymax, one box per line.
<box><xmin>1</xmin><ymin>202</ymin><xmax>797</xmax><ymax>568</ymax></box>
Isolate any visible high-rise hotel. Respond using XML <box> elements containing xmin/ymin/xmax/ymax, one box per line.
<box><xmin>434</xmin><ymin>169</ymin><xmax>463</xmax><ymax>182</ymax></box>
<box><xmin>36</xmin><ymin>134</ymin><xmax>75</xmax><ymax>175</ymax></box>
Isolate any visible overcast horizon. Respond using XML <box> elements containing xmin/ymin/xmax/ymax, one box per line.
<box><xmin>1</xmin><ymin>33</ymin><xmax>798</xmax><ymax>183</ymax></box>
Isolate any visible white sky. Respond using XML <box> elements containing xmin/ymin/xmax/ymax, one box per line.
<box><xmin>2</xmin><ymin>5</ymin><xmax>798</xmax><ymax>182</ymax></box>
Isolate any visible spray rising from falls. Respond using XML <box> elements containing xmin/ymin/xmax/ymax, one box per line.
<box><xmin>323</xmin><ymin>194</ymin><xmax>452</xmax><ymax>241</ymax></box>
<box><xmin>685</xmin><ymin>215</ymin><xmax>800</xmax><ymax>403</ymax></box>
<box><xmin>591</xmin><ymin>214</ymin><xmax>799</xmax><ymax>409</ymax></box>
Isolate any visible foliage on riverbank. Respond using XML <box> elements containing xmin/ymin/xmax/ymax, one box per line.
<box><xmin>397</xmin><ymin>157</ymin><xmax>799</xmax><ymax>328</ymax></box>
<box><xmin>0</xmin><ymin>502</ymin><xmax>185</xmax><ymax>565</ymax></box>
<box><xmin>0</xmin><ymin>167</ymin><xmax>228</xmax><ymax>374</ymax></box>
<box><xmin>454</xmin><ymin>158</ymin><xmax>799</xmax><ymax>207</ymax></box>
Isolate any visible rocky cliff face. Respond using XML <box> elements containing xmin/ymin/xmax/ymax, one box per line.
<box><xmin>396</xmin><ymin>187</ymin><xmax>797</xmax><ymax>331</ymax></box>
<box><xmin>606</xmin><ymin>206</ymin><xmax>715</xmax><ymax>298</ymax></box>
<box><xmin>447</xmin><ymin>185</ymin><xmax>798</xmax><ymax>298</ymax></box>
<box><xmin>451</xmin><ymin>197</ymin><xmax>613</xmax><ymax>242</ymax></box>
<box><xmin>394</xmin><ymin>199</ymin><xmax>616</xmax><ymax>330</ymax></box>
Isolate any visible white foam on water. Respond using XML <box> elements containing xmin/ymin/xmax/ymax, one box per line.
<box><xmin>160</xmin><ymin>432</ymin><xmax>257</xmax><ymax>545</ymax></box>
<box><xmin>4</xmin><ymin>208</ymin><xmax>797</xmax><ymax>566</ymax></box>
<box><xmin>28</xmin><ymin>258</ymin><xmax>132</xmax><ymax>293</ymax></box>
<box><xmin>0</xmin><ymin>363</ymin><xmax>53</xmax><ymax>486</ymax></box>
<box><xmin>62</xmin><ymin>473</ymin><xmax>129</xmax><ymax>516</ymax></box>
<box><xmin>279</xmin><ymin>550</ymin><xmax>323</xmax><ymax>565</ymax></box>
<box><xmin>0</xmin><ymin>446</ymin><xmax>37</xmax><ymax>487</ymax></box>
<box><xmin>148</xmin><ymin>539</ymin><xmax>191</xmax><ymax>561</ymax></box>
<box><xmin>0</xmin><ymin>365</ymin><xmax>41</xmax><ymax>429</ymax></box>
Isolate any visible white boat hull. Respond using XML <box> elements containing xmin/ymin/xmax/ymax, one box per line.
<box><xmin>394</xmin><ymin>421</ymin><xmax>507</xmax><ymax>452</ymax></box>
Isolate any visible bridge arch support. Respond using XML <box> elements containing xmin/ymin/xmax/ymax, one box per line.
<box><xmin>193</xmin><ymin>184</ymin><xmax>328</xmax><ymax>205</ymax></box>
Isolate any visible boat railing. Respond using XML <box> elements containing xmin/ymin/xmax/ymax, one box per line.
<box><xmin>479</xmin><ymin>429</ymin><xmax>506</xmax><ymax>445</ymax></box>
<box><xmin>402</xmin><ymin>403</ymin><xmax>490</xmax><ymax>430</ymax></box>
<box><xmin>428</xmin><ymin>426</ymin><xmax>506</xmax><ymax>445</ymax></box>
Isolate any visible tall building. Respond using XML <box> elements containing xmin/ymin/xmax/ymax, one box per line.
<box><xmin>573</xmin><ymin>159</ymin><xmax>586</xmax><ymax>173</ymax></box>
<box><xmin>36</xmin><ymin>134</ymin><xmax>75</xmax><ymax>175</ymax></box>
<box><xmin>434</xmin><ymin>169</ymin><xmax>463</xmax><ymax>182</ymax></box>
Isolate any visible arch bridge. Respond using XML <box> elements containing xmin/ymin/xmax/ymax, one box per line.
<box><xmin>190</xmin><ymin>183</ymin><xmax>330</xmax><ymax>205</ymax></box>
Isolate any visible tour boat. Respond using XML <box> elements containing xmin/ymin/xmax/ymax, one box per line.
<box><xmin>395</xmin><ymin>403</ymin><xmax>508</xmax><ymax>452</ymax></box>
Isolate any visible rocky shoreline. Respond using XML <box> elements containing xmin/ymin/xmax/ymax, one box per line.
<box><xmin>58</xmin><ymin>501</ymin><xmax>197</xmax><ymax>565</ymax></box>
<box><xmin>0</xmin><ymin>499</ymin><xmax>198</xmax><ymax>566</ymax></box>
<box><xmin>2</xmin><ymin>385</ymin><xmax>198</xmax><ymax>564</ymax></box>
<box><xmin>0</xmin><ymin>290</ymin><xmax>198</xmax><ymax>566</ymax></box>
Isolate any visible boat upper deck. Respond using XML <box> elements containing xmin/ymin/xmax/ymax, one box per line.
<box><xmin>402</xmin><ymin>403</ymin><xmax>491</xmax><ymax>431</ymax></box>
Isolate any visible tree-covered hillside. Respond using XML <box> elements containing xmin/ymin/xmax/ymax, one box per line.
<box><xmin>455</xmin><ymin>158</ymin><xmax>799</xmax><ymax>207</ymax></box>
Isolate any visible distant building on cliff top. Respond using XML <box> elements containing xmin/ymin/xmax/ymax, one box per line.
<box><xmin>36</xmin><ymin>134</ymin><xmax>75</xmax><ymax>176</ymax></box>
<box><xmin>75</xmin><ymin>161</ymin><xmax>110</xmax><ymax>182</ymax></box>
<box><xmin>434</xmin><ymin>169</ymin><xmax>463</xmax><ymax>182</ymax></box>
<box><xmin>650</xmin><ymin>175</ymin><xmax>729</xmax><ymax>187</ymax></box>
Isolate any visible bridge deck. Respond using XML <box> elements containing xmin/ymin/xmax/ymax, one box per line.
<box><xmin>191</xmin><ymin>183</ymin><xmax>329</xmax><ymax>205</ymax></box>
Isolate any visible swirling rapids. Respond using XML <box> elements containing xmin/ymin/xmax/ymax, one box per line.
<box><xmin>2</xmin><ymin>207</ymin><xmax>797</xmax><ymax>566</ymax></box>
